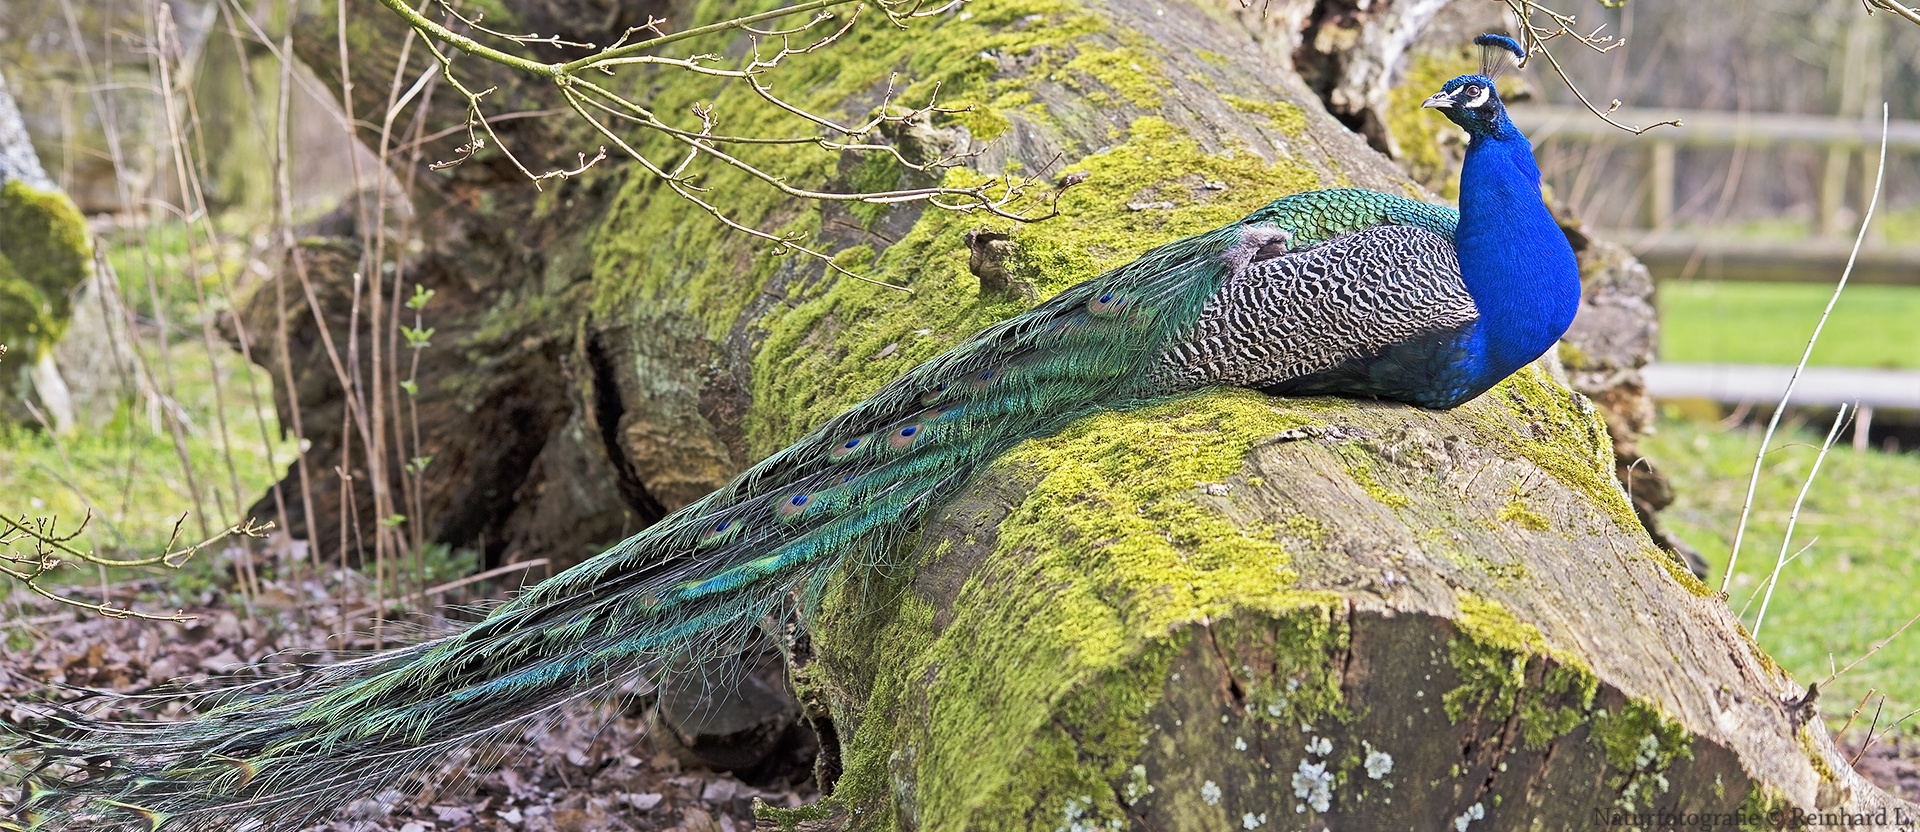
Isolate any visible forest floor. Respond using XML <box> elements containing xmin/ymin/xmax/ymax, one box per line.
<box><xmin>0</xmin><ymin>568</ymin><xmax>818</xmax><ymax>832</ymax></box>
<box><xmin>1843</xmin><ymin>733</ymin><xmax>1920</xmax><ymax>804</ymax></box>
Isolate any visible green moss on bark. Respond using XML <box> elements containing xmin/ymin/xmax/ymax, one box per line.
<box><xmin>1222</xmin><ymin>95</ymin><xmax>1307</xmax><ymax>138</ymax></box>
<box><xmin>1488</xmin><ymin>366</ymin><xmax>1642</xmax><ymax>534</ymax></box>
<box><xmin>0</xmin><ymin>180</ymin><xmax>91</xmax><ymax>358</ymax></box>
<box><xmin>1444</xmin><ymin>593</ymin><xmax>1597</xmax><ymax>751</ymax></box>
<box><xmin>1386</xmin><ymin>47</ymin><xmax>1476</xmax><ymax>198</ymax></box>
<box><xmin>806</xmin><ymin>393</ymin><xmax>1361</xmax><ymax>828</ymax></box>
<box><xmin>587</xmin><ymin>0</ymin><xmax>1320</xmax><ymax>457</ymax></box>
<box><xmin>1591</xmin><ymin>698</ymin><xmax>1696</xmax><ymax>812</ymax></box>
<box><xmin>1497</xmin><ymin>497</ymin><xmax>1551</xmax><ymax>531</ymax></box>
<box><xmin>1062</xmin><ymin>45</ymin><xmax>1165</xmax><ymax>108</ymax></box>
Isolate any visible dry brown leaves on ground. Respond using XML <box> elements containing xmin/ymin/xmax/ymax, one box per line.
<box><xmin>1</xmin><ymin>571</ymin><xmax>815</xmax><ymax>832</ymax></box>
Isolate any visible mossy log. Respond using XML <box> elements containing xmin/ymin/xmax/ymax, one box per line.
<box><xmin>788</xmin><ymin>373</ymin><xmax>1917</xmax><ymax>829</ymax></box>
<box><xmin>260</xmin><ymin>0</ymin><xmax>1916</xmax><ymax>825</ymax></box>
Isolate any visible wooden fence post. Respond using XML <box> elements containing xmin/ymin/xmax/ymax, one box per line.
<box><xmin>1647</xmin><ymin>139</ymin><xmax>1675</xmax><ymax>229</ymax></box>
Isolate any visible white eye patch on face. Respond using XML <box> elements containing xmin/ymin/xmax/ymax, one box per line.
<box><xmin>1464</xmin><ymin>85</ymin><xmax>1492</xmax><ymax>110</ymax></box>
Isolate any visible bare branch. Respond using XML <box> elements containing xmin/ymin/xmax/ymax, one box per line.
<box><xmin>1865</xmin><ymin>0</ymin><xmax>1920</xmax><ymax>27</ymax></box>
<box><xmin>359</xmin><ymin>0</ymin><xmax>1063</xmax><ymax>289</ymax></box>
<box><xmin>0</xmin><ymin>512</ymin><xmax>274</xmax><ymax>622</ymax></box>
<box><xmin>559</xmin><ymin>86</ymin><xmax>912</xmax><ymax>292</ymax></box>
<box><xmin>555</xmin><ymin>0</ymin><xmax>864</xmax><ymax>74</ymax></box>
<box><xmin>563</xmin><ymin>76</ymin><xmax>1056</xmax><ymax>220</ymax></box>
<box><xmin>431</xmin><ymin>1</ymin><xmax>598</xmax><ymax>50</ymax></box>
<box><xmin>1725</xmin><ymin>106</ymin><xmax>1892</xmax><ymax>593</ymax></box>
<box><xmin>532</xmin><ymin>145</ymin><xmax>608</xmax><ymax>185</ymax></box>
<box><xmin>1504</xmin><ymin>1</ymin><xmax>1682</xmax><ymax>135</ymax></box>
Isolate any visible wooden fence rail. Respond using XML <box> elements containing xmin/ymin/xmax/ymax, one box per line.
<box><xmin>1509</xmin><ymin>106</ymin><xmax>1920</xmax><ymax>286</ymax></box>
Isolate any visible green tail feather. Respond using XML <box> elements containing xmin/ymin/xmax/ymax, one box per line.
<box><xmin>0</xmin><ymin>190</ymin><xmax>1455</xmax><ymax>830</ymax></box>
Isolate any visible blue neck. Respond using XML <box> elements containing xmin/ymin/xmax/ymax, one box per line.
<box><xmin>1454</xmin><ymin>127</ymin><xmax>1581</xmax><ymax>386</ymax></box>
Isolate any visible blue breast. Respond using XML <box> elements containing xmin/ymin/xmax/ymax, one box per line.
<box><xmin>1448</xmin><ymin>123</ymin><xmax>1581</xmax><ymax>398</ymax></box>
<box><xmin>1266</xmin><ymin>120</ymin><xmax>1580</xmax><ymax>410</ymax></box>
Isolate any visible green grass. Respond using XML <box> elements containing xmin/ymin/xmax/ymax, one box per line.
<box><xmin>2</xmin><ymin>218</ymin><xmax>294</xmax><ymax>604</ymax></box>
<box><xmin>0</xmin><ymin>340</ymin><xmax>292</xmax><ymax>555</ymax></box>
<box><xmin>1645</xmin><ymin>417</ymin><xmax>1920</xmax><ymax>735</ymax></box>
<box><xmin>103</xmin><ymin>221</ymin><xmax>206</xmax><ymax>321</ymax></box>
<box><xmin>1658</xmin><ymin>280</ymin><xmax>1920</xmax><ymax>369</ymax></box>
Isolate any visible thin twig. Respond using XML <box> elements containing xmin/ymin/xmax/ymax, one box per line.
<box><xmin>360</xmin><ymin>0</ymin><xmax>1057</xmax><ymax>289</ymax></box>
<box><xmin>1723</xmin><ymin>105</ymin><xmax>1891</xmax><ymax>594</ymax></box>
<box><xmin>560</xmin><ymin>87</ymin><xmax>916</xmax><ymax>292</ymax></box>
<box><xmin>1823</xmin><ymin>607</ymin><xmax>1920</xmax><ymax>689</ymax></box>
<box><xmin>1737</xmin><ymin>536</ymin><xmax>1817</xmax><ymax>620</ymax></box>
<box><xmin>1884</xmin><ymin>707</ymin><xmax>1920</xmax><ymax>744</ymax></box>
<box><xmin>1504</xmin><ymin>0</ymin><xmax>1680</xmax><ymax>135</ymax></box>
<box><xmin>555</xmin><ymin>0</ymin><xmax>864</xmax><ymax>74</ymax></box>
<box><xmin>154</xmin><ymin>3</ymin><xmax>262</xmax><ymax>606</ymax></box>
<box><xmin>1851</xmin><ymin>695</ymin><xmax>1887</xmax><ymax>767</ymax></box>
<box><xmin>1866</xmin><ymin>0</ymin><xmax>1920</xmax><ymax>27</ymax></box>
<box><xmin>1751</xmin><ymin>405</ymin><xmax>1848</xmax><ymax>640</ymax></box>
<box><xmin>1833</xmin><ymin>687</ymin><xmax>1878</xmax><ymax>741</ymax></box>
<box><xmin>0</xmin><ymin>511</ymin><xmax>273</xmax><ymax>621</ymax></box>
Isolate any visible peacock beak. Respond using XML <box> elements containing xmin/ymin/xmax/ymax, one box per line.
<box><xmin>1421</xmin><ymin>90</ymin><xmax>1458</xmax><ymax>110</ymax></box>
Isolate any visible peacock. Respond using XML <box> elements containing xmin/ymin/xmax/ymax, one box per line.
<box><xmin>1</xmin><ymin>34</ymin><xmax>1576</xmax><ymax>831</ymax></box>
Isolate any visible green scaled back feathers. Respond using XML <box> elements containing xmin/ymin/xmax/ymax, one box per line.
<box><xmin>1</xmin><ymin>189</ymin><xmax>1457</xmax><ymax>831</ymax></box>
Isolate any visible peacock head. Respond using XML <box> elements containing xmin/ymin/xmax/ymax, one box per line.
<box><xmin>1422</xmin><ymin>34</ymin><xmax>1526</xmax><ymax>139</ymax></box>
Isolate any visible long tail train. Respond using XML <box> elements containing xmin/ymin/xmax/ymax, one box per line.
<box><xmin>0</xmin><ymin>190</ymin><xmax>1461</xmax><ymax>830</ymax></box>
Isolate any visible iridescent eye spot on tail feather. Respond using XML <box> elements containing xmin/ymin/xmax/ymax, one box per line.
<box><xmin>777</xmin><ymin>492</ymin><xmax>815</xmax><ymax>519</ymax></box>
<box><xmin>919</xmin><ymin>382</ymin><xmax>951</xmax><ymax>406</ymax></box>
<box><xmin>829</xmin><ymin>435</ymin><xmax>867</xmax><ymax>460</ymax></box>
<box><xmin>969</xmin><ymin>367</ymin><xmax>1006</xmax><ymax>392</ymax></box>
<box><xmin>889</xmin><ymin>423</ymin><xmax>922</xmax><ymax>449</ymax></box>
<box><xmin>1088</xmin><ymin>291</ymin><xmax>1133</xmax><ymax>316</ymax></box>
<box><xmin>699</xmin><ymin>517</ymin><xmax>741</xmax><ymax>546</ymax></box>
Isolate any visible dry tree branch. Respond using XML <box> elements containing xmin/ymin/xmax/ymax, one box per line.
<box><xmin>1724</xmin><ymin>106</ymin><xmax>1891</xmax><ymax>593</ymax></box>
<box><xmin>1864</xmin><ymin>0</ymin><xmax>1920</xmax><ymax>28</ymax></box>
<box><xmin>569</xmin><ymin>69</ymin><xmax>978</xmax><ymax>173</ymax></box>
<box><xmin>0</xmin><ymin>512</ymin><xmax>274</xmax><ymax>622</ymax></box>
<box><xmin>558</xmin><ymin>85</ymin><xmax>913</xmax><ymax>292</ymax></box>
<box><xmin>1833</xmin><ymin>687</ymin><xmax>1879</xmax><ymax>741</ymax></box>
<box><xmin>1750</xmin><ymin>406</ymin><xmax>1848</xmax><ymax>640</ymax></box>
<box><xmin>1823</xmin><ymin>606</ymin><xmax>1920</xmax><ymax>689</ymax></box>
<box><xmin>431</xmin><ymin>1</ymin><xmax>597</xmax><ymax>50</ymax></box>
<box><xmin>534</xmin><ymin>145</ymin><xmax>609</xmax><ymax>186</ymax></box>
<box><xmin>402</xmin><ymin>107</ymin><xmax>568</xmax><ymax>151</ymax></box>
<box><xmin>566</xmin><ymin>76</ymin><xmax>1047</xmax><ymax>217</ymax></box>
<box><xmin>1501</xmin><ymin>0</ymin><xmax>1681</xmax><ymax>135</ymax></box>
<box><xmin>1227</xmin><ymin>0</ymin><xmax>1674</xmax><ymax>135</ymax></box>
<box><xmin>369</xmin><ymin>0</ymin><xmax>1071</xmax><ymax>291</ymax></box>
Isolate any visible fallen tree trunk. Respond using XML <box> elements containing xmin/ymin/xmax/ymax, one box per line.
<box><xmin>791</xmin><ymin>372</ymin><xmax>1913</xmax><ymax>828</ymax></box>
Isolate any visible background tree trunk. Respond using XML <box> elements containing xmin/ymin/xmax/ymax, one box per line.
<box><xmin>253</xmin><ymin>0</ymin><xmax>1908</xmax><ymax>823</ymax></box>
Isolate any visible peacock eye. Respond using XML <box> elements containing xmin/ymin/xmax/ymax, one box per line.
<box><xmin>1464</xmin><ymin>83</ymin><xmax>1483</xmax><ymax>97</ymax></box>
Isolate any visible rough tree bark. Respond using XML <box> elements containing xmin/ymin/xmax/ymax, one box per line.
<box><xmin>253</xmin><ymin>0</ymin><xmax>1908</xmax><ymax>826</ymax></box>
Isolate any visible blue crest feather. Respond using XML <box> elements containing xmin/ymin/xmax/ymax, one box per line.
<box><xmin>1475</xmin><ymin>33</ymin><xmax>1524</xmax><ymax>78</ymax></box>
